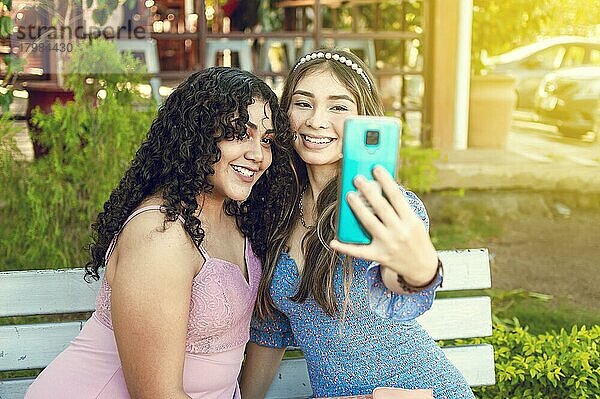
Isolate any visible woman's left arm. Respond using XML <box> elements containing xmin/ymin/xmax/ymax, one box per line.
<box><xmin>330</xmin><ymin>165</ymin><xmax>440</xmax><ymax>294</ymax></box>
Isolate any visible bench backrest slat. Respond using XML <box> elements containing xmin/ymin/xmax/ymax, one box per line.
<box><xmin>417</xmin><ymin>296</ymin><xmax>492</xmax><ymax>340</ymax></box>
<box><xmin>0</xmin><ymin>345</ymin><xmax>498</xmax><ymax>399</ymax></box>
<box><xmin>442</xmin><ymin>344</ymin><xmax>496</xmax><ymax>386</ymax></box>
<box><xmin>436</xmin><ymin>249</ymin><xmax>491</xmax><ymax>291</ymax></box>
<box><xmin>0</xmin><ymin>296</ymin><xmax>493</xmax><ymax>373</ymax></box>
<box><xmin>0</xmin><ymin>322</ymin><xmax>84</xmax><ymax>371</ymax></box>
<box><xmin>0</xmin><ymin>379</ymin><xmax>32</xmax><ymax>399</ymax></box>
<box><xmin>0</xmin><ymin>269</ymin><xmax>101</xmax><ymax>317</ymax></box>
<box><xmin>0</xmin><ymin>249</ymin><xmax>490</xmax><ymax>318</ymax></box>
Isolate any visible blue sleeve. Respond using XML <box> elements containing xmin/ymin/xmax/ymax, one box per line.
<box><xmin>250</xmin><ymin>308</ymin><xmax>296</xmax><ymax>348</ymax></box>
<box><xmin>364</xmin><ymin>188</ymin><xmax>442</xmax><ymax>321</ymax></box>
<box><xmin>404</xmin><ymin>188</ymin><xmax>430</xmax><ymax>232</ymax></box>
<box><xmin>365</xmin><ymin>263</ymin><xmax>442</xmax><ymax>321</ymax></box>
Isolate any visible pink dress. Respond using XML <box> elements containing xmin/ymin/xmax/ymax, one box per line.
<box><xmin>25</xmin><ymin>206</ymin><xmax>261</xmax><ymax>399</ymax></box>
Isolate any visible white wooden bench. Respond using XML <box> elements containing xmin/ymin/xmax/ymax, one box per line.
<box><xmin>0</xmin><ymin>249</ymin><xmax>495</xmax><ymax>399</ymax></box>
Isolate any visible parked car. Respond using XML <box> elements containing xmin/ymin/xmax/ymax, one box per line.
<box><xmin>534</xmin><ymin>66</ymin><xmax>600</xmax><ymax>142</ymax></box>
<box><xmin>484</xmin><ymin>36</ymin><xmax>600</xmax><ymax>109</ymax></box>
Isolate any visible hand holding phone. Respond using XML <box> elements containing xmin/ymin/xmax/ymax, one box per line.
<box><xmin>332</xmin><ymin>116</ymin><xmax>439</xmax><ymax>290</ymax></box>
<box><xmin>336</xmin><ymin>116</ymin><xmax>401</xmax><ymax>244</ymax></box>
<box><xmin>332</xmin><ymin>157</ymin><xmax>439</xmax><ymax>291</ymax></box>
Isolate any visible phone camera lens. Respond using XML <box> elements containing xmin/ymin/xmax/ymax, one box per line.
<box><xmin>365</xmin><ymin>130</ymin><xmax>379</xmax><ymax>145</ymax></box>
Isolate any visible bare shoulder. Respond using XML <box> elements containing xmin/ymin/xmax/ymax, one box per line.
<box><xmin>111</xmin><ymin>209</ymin><xmax>202</xmax><ymax>280</ymax></box>
<box><xmin>120</xmin><ymin>210</ymin><xmax>190</xmax><ymax>247</ymax></box>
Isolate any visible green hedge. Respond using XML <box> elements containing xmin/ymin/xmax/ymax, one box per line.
<box><xmin>0</xmin><ymin>40</ymin><xmax>156</xmax><ymax>270</ymax></box>
<box><xmin>470</xmin><ymin>324</ymin><xmax>600</xmax><ymax>398</ymax></box>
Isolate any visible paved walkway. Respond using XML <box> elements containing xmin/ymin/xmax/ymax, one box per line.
<box><xmin>434</xmin><ymin>126</ymin><xmax>600</xmax><ymax>193</ymax></box>
<box><xmin>12</xmin><ymin>121</ymin><xmax>34</xmax><ymax>162</ymax></box>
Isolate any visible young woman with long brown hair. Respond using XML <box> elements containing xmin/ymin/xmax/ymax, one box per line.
<box><xmin>240</xmin><ymin>50</ymin><xmax>474</xmax><ymax>399</ymax></box>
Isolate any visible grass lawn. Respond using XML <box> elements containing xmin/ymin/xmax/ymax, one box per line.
<box><xmin>501</xmin><ymin>296</ymin><xmax>600</xmax><ymax>335</ymax></box>
<box><xmin>427</xmin><ymin>189</ymin><xmax>600</xmax><ymax>334</ymax></box>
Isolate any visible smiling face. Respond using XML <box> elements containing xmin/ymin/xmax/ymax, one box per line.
<box><xmin>210</xmin><ymin>99</ymin><xmax>275</xmax><ymax>201</ymax></box>
<box><xmin>288</xmin><ymin>68</ymin><xmax>359</xmax><ymax>167</ymax></box>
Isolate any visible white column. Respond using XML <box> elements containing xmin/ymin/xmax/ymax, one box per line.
<box><xmin>453</xmin><ymin>0</ymin><xmax>473</xmax><ymax>150</ymax></box>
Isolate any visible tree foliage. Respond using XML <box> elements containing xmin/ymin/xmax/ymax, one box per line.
<box><xmin>471</xmin><ymin>0</ymin><xmax>600</xmax><ymax>73</ymax></box>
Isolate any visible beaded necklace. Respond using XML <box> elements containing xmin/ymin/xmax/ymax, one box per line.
<box><xmin>299</xmin><ymin>185</ymin><xmax>314</xmax><ymax>229</ymax></box>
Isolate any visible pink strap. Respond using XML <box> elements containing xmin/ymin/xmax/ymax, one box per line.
<box><xmin>197</xmin><ymin>236</ymin><xmax>248</xmax><ymax>262</ymax></box>
<box><xmin>197</xmin><ymin>243</ymin><xmax>210</xmax><ymax>260</ymax></box>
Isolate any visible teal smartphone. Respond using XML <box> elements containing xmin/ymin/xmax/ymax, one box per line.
<box><xmin>336</xmin><ymin>116</ymin><xmax>401</xmax><ymax>244</ymax></box>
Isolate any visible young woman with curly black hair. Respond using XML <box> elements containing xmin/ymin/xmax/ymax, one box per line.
<box><xmin>25</xmin><ymin>67</ymin><xmax>294</xmax><ymax>399</ymax></box>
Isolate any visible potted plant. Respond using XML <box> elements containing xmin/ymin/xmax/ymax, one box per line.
<box><xmin>28</xmin><ymin>37</ymin><xmax>149</xmax><ymax>156</ymax></box>
<box><xmin>467</xmin><ymin>75</ymin><xmax>517</xmax><ymax>149</ymax></box>
<box><xmin>467</xmin><ymin>1</ymin><xmax>533</xmax><ymax>149</ymax></box>
<box><xmin>467</xmin><ymin>0</ymin><xmax>554</xmax><ymax>149</ymax></box>
<box><xmin>12</xmin><ymin>0</ymin><xmax>134</xmax><ymax>115</ymax></box>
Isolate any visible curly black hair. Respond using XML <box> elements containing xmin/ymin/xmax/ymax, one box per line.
<box><xmin>85</xmin><ymin>67</ymin><xmax>294</xmax><ymax>280</ymax></box>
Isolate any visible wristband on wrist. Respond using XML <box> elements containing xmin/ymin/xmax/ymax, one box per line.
<box><xmin>396</xmin><ymin>257</ymin><xmax>443</xmax><ymax>293</ymax></box>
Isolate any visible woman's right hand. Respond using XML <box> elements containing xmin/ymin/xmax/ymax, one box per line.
<box><xmin>109</xmin><ymin>211</ymin><xmax>200</xmax><ymax>399</ymax></box>
<box><xmin>330</xmin><ymin>166</ymin><xmax>438</xmax><ymax>292</ymax></box>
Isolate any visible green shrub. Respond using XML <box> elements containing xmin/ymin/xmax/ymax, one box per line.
<box><xmin>0</xmin><ymin>40</ymin><xmax>156</xmax><ymax>270</ymax></box>
<box><xmin>397</xmin><ymin>147</ymin><xmax>439</xmax><ymax>193</ymax></box>
<box><xmin>470</xmin><ymin>324</ymin><xmax>600</xmax><ymax>399</ymax></box>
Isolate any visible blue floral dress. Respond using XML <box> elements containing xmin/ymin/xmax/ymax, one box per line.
<box><xmin>250</xmin><ymin>191</ymin><xmax>475</xmax><ymax>399</ymax></box>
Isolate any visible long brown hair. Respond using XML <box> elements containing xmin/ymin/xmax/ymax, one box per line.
<box><xmin>256</xmin><ymin>49</ymin><xmax>385</xmax><ymax>318</ymax></box>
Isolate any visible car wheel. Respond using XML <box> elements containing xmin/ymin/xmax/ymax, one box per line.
<box><xmin>583</xmin><ymin>131</ymin><xmax>597</xmax><ymax>142</ymax></box>
<box><xmin>569</xmin><ymin>125</ymin><xmax>598</xmax><ymax>142</ymax></box>
<box><xmin>558</xmin><ymin>127</ymin><xmax>594</xmax><ymax>142</ymax></box>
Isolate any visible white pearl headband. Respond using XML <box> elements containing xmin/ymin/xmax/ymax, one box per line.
<box><xmin>293</xmin><ymin>51</ymin><xmax>371</xmax><ymax>89</ymax></box>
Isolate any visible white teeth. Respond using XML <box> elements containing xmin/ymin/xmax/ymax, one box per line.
<box><xmin>231</xmin><ymin>165</ymin><xmax>255</xmax><ymax>177</ymax></box>
<box><xmin>302</xmin><ymin>135</ymin><xmax>334</xmax><ymax>144</ymax></box>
